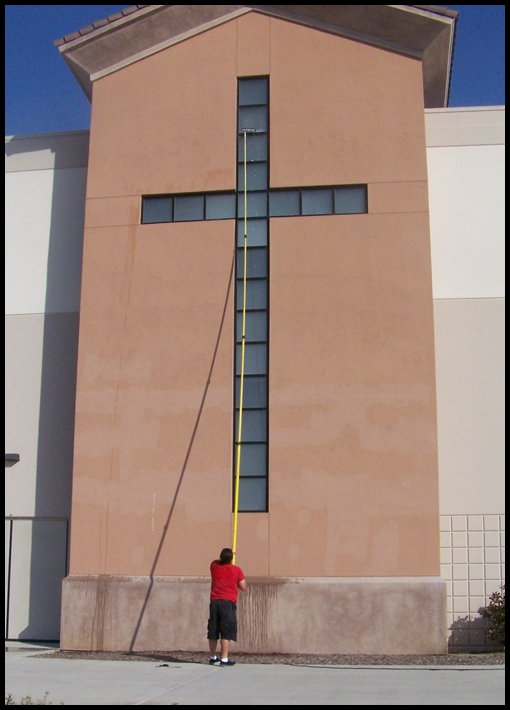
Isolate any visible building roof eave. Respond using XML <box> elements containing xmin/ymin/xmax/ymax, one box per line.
<box><xmin>55</xmin><ymin>4</ymin><xmax>457</xmax><ymax>108</ymax></box>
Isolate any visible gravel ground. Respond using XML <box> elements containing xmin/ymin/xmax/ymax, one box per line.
<box><xmin>35</xmin><ymin>649</ymin><xmax>505</xmax><ymax>666</ymax></box>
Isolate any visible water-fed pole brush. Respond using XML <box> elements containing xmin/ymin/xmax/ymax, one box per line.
<box><xmin>232</xmin><ymin>128</ymin><xmax>257</xmax><ymax>564</ymax></box>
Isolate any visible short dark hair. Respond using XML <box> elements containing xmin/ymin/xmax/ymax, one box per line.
<box><xmin>219</xmin><ymin>548</ymin><xmax>233</xmax><ymax>565</ymax></box>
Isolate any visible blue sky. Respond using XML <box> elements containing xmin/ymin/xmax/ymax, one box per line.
<box><xmin>5</xmin><ymin>5</ymin><xmax>505</xmax><ymax>136</ymax></box>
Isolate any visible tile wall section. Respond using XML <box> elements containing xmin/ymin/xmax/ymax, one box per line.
<box><xmin>440</xmin><ymin>514</ymin><xmax>505</xmax><ymax>651</ymax></box>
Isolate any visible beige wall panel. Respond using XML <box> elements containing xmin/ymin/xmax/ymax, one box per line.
<box><xmin>236</xmin><ymin>11</ymin><xmax>271</xmax><ymax>76</ymax></box>
<box><xmin>70</xmin><ymin>221</ymin><xmax>236</xmax><ymax>575</ymax></box>
<box><xmin>434</xmin><ymin>298</ymin><xmax>505</xmax><ymax>514</ymax></box>
<box><xmin>233</xmin><ymin>514</ymin><xmax>270</xmax><ymax>576</ymax></box>
<box><xmin>84</xmin><ymin>195</ymin><xmax>140</xmax><ymax>228</ymax></box>
<box><xmin>269</xmin><ymin>214</ymin><xmax>439</xmax><ymax>576</ymax></box>
<box><xmin>269</xmin><ymin>19</ymin><xmax>427</xmax><ymax>187</ymax></box>
<box><xmin>369</xmin><ymin>181</ymin><xmax>429</xmax><ymax>214</ymax></box>
<box><xmin>61</xmin><ymin>575</ymin><xmax>446</xmax><ymax>654</ymax></box>
<box><xmin>87</xmin><ymin>21</ymin><xmax>238</xmax><ymax>198</ymax></box>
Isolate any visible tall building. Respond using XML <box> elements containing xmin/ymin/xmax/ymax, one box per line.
<box><xmin>5</xmin><ymin>5</ymin><xmax>504</xmax><ymax>654</ymax></box>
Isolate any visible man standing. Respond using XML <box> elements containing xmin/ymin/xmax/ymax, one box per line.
<box><xmin>207</xmin><ymin>547</ymin><xmax>247</xmax><ymax>666</ymax></box>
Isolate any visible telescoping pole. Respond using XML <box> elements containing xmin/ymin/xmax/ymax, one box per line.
<box><xmin>232</xmin><ymin>128</ymin><xmax>256</xmax><ymax>564</ymax></box>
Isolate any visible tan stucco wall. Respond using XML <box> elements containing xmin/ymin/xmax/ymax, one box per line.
<box><xmin>61</xmin><ymin>575</ymin><xmax>447</xmax><ymax>654</ymax></box>
<box><xmin>69</xmin><ymin>12</ymin><xmax>439</xmax><ymax>584</ymax></box>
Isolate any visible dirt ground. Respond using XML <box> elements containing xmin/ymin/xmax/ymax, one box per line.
<box><xmin>36</xmin><ymin>649</ymin><xmax>505</xmax><ymax>666</ymax></box>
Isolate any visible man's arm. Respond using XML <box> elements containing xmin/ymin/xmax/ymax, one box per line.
<box><xmin>238</xmin><ymin>578</ymin><xmax>247</xmax><ymax>591</ymax></box>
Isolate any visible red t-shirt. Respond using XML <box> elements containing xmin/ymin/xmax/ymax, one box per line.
<box><xmin>210</xmin><ymin>560</ymin><xmax>245</xmax><ymax>603</ymax></box>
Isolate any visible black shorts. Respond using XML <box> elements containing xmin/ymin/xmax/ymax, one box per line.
<box><xmin>207</xmin><ymin>599</ymin><xmax>238</xmax><ymax>642</ymax></box>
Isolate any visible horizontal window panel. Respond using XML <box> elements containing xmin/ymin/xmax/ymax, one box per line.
<box><xmin>269</xmin><ymin>190</ymin><xmax>300</xmax><ymax>217</ymax></box>
<box><xmin>302</xmin><ymin>188</ymin><xmax>333</xmax><ymax>215</ymax></box>
<box><xmin>239</xmin><ymin>106</ymin><xmax>268</xmax><ymax>133</ymax></box>
<box><xmin>142</xmin><ymin>196</ymin><xmax>173</xmax><ymax>223</ymax></box>
<box><xmin>237</xmin><ymin>219</ymin><xmax>268</xmax><ymax>247</ymax></box>
<box><xmin>236</xmin><ymin>343</ymin><xmax>267</xmax><ymax>375</ymax></box>
<box><xmin>234</xmin><ymin>443</ymin><xmax>267</xmax><ymax>476</ymax></box>
<box><xmin>237</xmin><ymin>163</ymin><xmax>268</xmax><ymax>191</ymax></box>
<box><xmin>205</xmin><ymin>193</ymin><xmax>236</xmax><ymax>220</ymax></box>
<box><xmin>236</xmin><ymin>279</ymin><xmax>268</xmax><ymax>310</ymax></box>
<box><xmin>235</xmin><ymin>376</ymin><xmax>267</xmax><ymax>409</ymax></box>
<box><xmin>236</xmin><ymin>247</ymin><xmax>268</xmax><ymax>278</ymax></box>
<box><xmin>235</xmin><ymin>409</ymin><xmax>267</xmax><ymax>442</ymax></box>
<box><xmin>238</xmin><ymin>133</ymin><xmax>268</xmax><ymax>162</ymax></box>
<box><xmin>174</xmin><ymin>195</ymin><xmax>204</xmax><ymax>221</ymax></box>
<box><xmin>334</xmin><ymin>186</ymin><xmax>367</xmax><ymax>214</ymax></box>
<box><xmin>236</xmin><ymin>311</ymin><xmax>267</xmax><ymax>343</ymax></box>
<box><xmin>237</xmin><ymin>192</ymin><xmax>268</xmax><ymax>218</ymax></box>
<box><xmin>239</xmin><ymin>78</ymin><xmax>268</xmax><ymax>106</ymax></box>
<box><xmin>237</xmin><ymin>476</ymin><xmax>267</xmax><ymax>512</ymax></box>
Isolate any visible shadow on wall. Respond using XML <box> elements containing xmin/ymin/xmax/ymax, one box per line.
<box><xmin>5</xmin><ymin>133</ymin><xmax>88</xmax><ymax>641</ymax></box>
<box><xmin>448</xmin><ymin>613</ymin><xmax>504</xmax><ymax>653</ymax></box>
<box><xmin>128</xmin><ymin>249</ymin><xmax>235</xmax><ymax>652</ymax></box>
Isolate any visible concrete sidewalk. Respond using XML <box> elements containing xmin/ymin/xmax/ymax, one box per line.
<box><xmin>5</xmin><ymin>644</ymin><xmax>505</xmax><ymax>706</ymax></box>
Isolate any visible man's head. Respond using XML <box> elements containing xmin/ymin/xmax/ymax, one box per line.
<box><xmin>219</xmin><ymin>548</ymin><xmax>234</xmax><ymax>565</ymax></box>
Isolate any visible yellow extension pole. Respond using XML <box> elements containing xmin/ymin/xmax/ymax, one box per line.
<box><xmin>232</xmin><ymin>129</ymin><xmax>249</xmax><ymax>564</ymax></box>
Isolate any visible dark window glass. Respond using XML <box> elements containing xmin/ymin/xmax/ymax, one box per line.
<box><xmin>174</xmin><ymin>195</ymin><xmax>204</xmax><ymax>221</ymax></box>
<box><xmin>238</xmin><ymin>133</ymin><xmax>268</xmax><ymax>162</ymax></box>
<box><xmin>236</xmin><ymin>279</ymin><xmax>268</xmax><ymax>310</ymax></box>
<box><xmin>236</xmin><ymin>443</ymin><xmax>267</xmax><ymax>476</ymax></box>
<box><xmin>239</xmin><ymin>106</ymin><xmax>267</xmax><ymax>133</ymax></box>
<box><xmin>205</xmin><ymin>193</ymin><xmax>236</xmax><ymax>220</ymax></box>
<box><xmin>237</xmin><ymin>162</ymin><xmax>268</xmax><ymax>191</ymax></box>
<box><xmin>236</xmin><ymin>343</ymin><xmax>267</xmax><ymax>375</ymax></box>
<box><xmin>238</xmin><ymin>476</ymin><xmax>266</xmax><ymax>511</ymax></box>
<box><xmin>237</xmin><ymin>219</ymin><xmax>268</xmax><ymax>247</ymax></box>
<box><xmin>239</xmin><ymin>78</ymin><xmax>268</xmax><ymax>106</ymax></box>
<box><xmin>237</xmin><ymin>247</ymin><xmax>267</xmax><ymax>278</ymax></box>
<box><xmin>334</xmin><ymin>186</ymin><xmax>367</xmax><ymax>214</ymax></box>
<box><xmin>235</xmin><ymin>376</ymin><xmax>267</xmax><ymax>408</ymax></box>
<box><xmin>269</xmin><ymin>190</ymin><xmax>300</xmax><ymax>217</ymax></box>
<box><xmin>142</xmin><ymin>196</ymin><xmax>173</xmax><ymax>223</ymax></box>
<box><xmin>302</xmin><ymin>189</ymin><xmax>333</xmax><ymax>215</ymax></box>
<box><xmin>237</xmin><ymin>192</ymin><xmax>268</xmax><ymax>218</ymax></box>
<box><xmin>236</xmin><ymin>311</ymin><xmax>267</xmax><ymax>343</ymax></box>
<box><xmin>235</xmin><ymin>409</ymin><xmax>267</xmax><ymax>442</ymax></box>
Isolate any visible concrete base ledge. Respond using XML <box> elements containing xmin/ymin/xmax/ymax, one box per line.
<box><xmin>60</xmin><ymin>574</ymin><xmax>447</xmax><ymax>654</ymax></box>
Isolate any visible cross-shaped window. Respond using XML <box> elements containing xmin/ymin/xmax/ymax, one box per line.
<box><xmin>140</xmin><ymin>77</ymin><xmax>368</xmax><ymax>513</ymax></box>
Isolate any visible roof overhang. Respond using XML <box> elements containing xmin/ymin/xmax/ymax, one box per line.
<box><xmin>55</xmin><ymin>4</ymin><xmax>458</xmax><ymax>108</ymax></box>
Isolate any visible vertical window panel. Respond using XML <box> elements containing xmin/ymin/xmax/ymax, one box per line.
<box><xmin>237</xmin><ymin>192</ymin><xmax>268</xmax><ymax>218</ymax></box>
<box><xmin>302</xmin><ymin>188</ymin><xmax>333</xmax><ymax>215</ymax></box>
<box><xmin>236</xmin><ymin>247</ymin><xmax>268</xmax><ymax>278</ymax></box>
<box><xmin>237</xmin><ymin>162</ymin><xmax>268</xmax><ymax>191</ymax></box>
<box><xmin>235</xmin><ymin>376</ymin><xmax>267</xmax><ymax>408</ymax></box>
<box><xmin>236</xmin><ymin>312</ymin><xmax>267</xmax><ymax>343</ymax></box>
<box><xmin>238</xmin><ymin>477</ymin><xmax>267</xmax><ymax>511</ymax></box>
<box><xmin>235</xmin><ymin>409</ymin><xmax>267</xmax><ymax>442</ymax></box>
<box><xmin>142</xmin><ymin>196</ymin><xmax>173</xmax><ymax>223</ymax></box>
<box><xmin>239</xmin><ymin>106</ymin><xmax>268</xmax><ymax>133</ymax></box>
<box><xmin>236</xmin><ymin>343</ymin><xmax>267</xmax><ymax>375</ymax></box>
<box><xmin>334</xmin><ymin>186</ymin><xmax>367</xmax><ymax>214</ymax></box>
<box><xmin>270</xmin><ymin>190</ymin><xmax>300</xmax><ymax>216</ymax></box>
<box><xmin>236</xmin><ymin>279</ymin><xmax>268</xmax><ymax>310</ymax></box>
<box><xmin>174</xmin><ymin>195</ymin><xmax>204</xmax><ymax>221</ymax></box>
<box><xmin>237</xmin><ymin>219</ymin><xmax>268</xmax><ymax>247</ymax></box>
<box><xmin>238</xmin><ymin>133</ymin><xmax>268</xmax><ymax>162</ymax></box>
<box><xmin>205</xmin><ymin>193</ymin><xmax>236</xmax><ymax>220</ymax></box>
<box><xmin>239</xmin><ymin>78</ymin><xmax>268</xmax><ymax>106</ymax></box>
<box><xmin>236</xmin><ymin>443</ymin><xmax>267</xmax><ymax>476</ymax></box>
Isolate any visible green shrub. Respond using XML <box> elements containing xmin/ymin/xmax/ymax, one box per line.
<box><xmin>480</xmin><ymin>584</ymin><xmax>505</xmax><ymax>647</ymax></box>
<box><xmin>4</xmin><ymin>692</ymin><xmax>63</xmax><ymax>705</ymax></box>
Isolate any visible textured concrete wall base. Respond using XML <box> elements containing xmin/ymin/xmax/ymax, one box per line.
<box><xmin>61</xmin><ymin>575</ymin><xmax>447</xmax><ymax>654</ymax></box>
